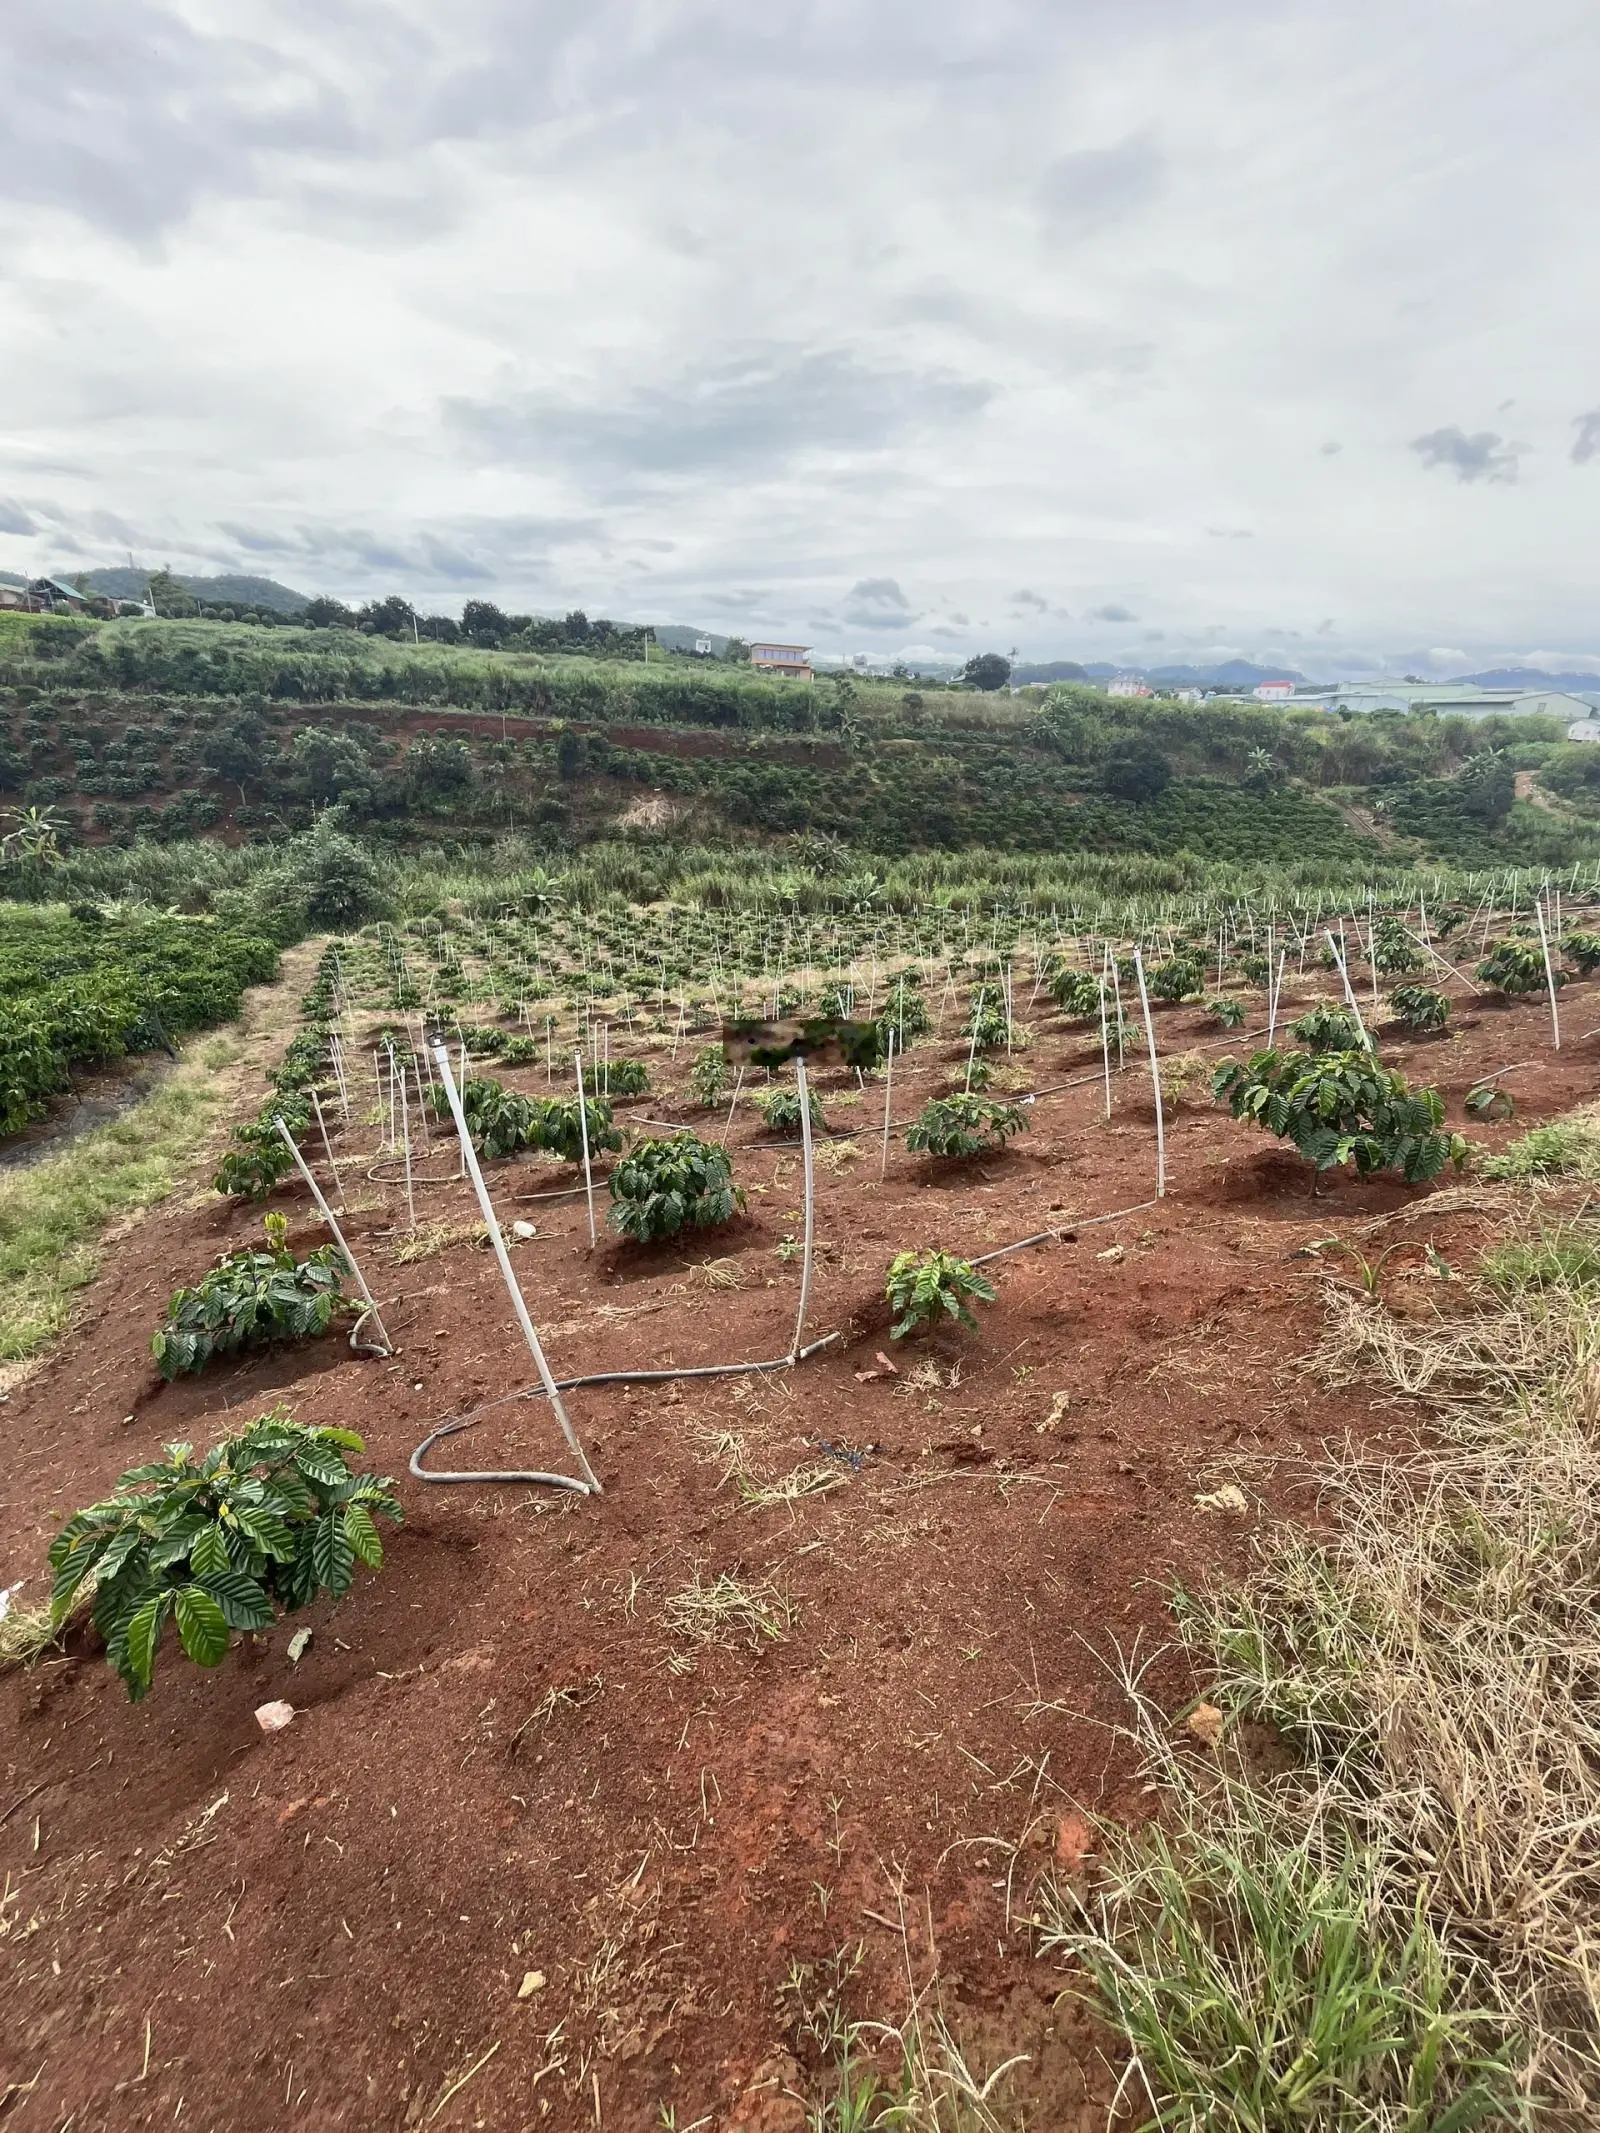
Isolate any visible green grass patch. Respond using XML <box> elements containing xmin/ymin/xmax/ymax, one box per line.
<box><xmin>0</xmin><ymin>1052</ymin><xmax>233</xmax><ymax>1359</ymax></box>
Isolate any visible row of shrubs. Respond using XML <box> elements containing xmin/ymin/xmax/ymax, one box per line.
<box><xmin>0</xmin><ymin>905</ymin><xmax>279</xmax><ymax>1136</ymax></box>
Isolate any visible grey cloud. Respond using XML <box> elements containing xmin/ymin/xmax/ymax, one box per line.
<box><xmin>842</xmin><ymin>577</ymin><xmax>917</xmax><ymax>629</ymax></box>
<box><xmin>1573</xmin><ymin>411</ymin><xmax>1600</xmax><ymax>465</ymax></box>
<box><xmin>1411</xmin><ymin>426</ymin><xmax>1522</xmax><ymax>484</ymax></box>
<box><xmin>1320</xmin><ymin>441</ymin><xmax>1343</xmax><ymax>456</ymax></box>
<box><xmin>0</xmin><ymin>1</ymin><xmax>362</xmax><ymax>239</ymax></box>
<box><xmin>1207</xmin><ymin>526</ymin><xmax>1254</xmax><ymax>540</ymax></box>
<box><xmin>444</xmin><ymin>346</ymin><xmax>992</xmax><ymax>482</ymax></box>
<box><xmin>1013</xmin><ymin>588</ymin><xmax>1048</xmax><ymax>611</ymax></box>
<box><xmin>1035</xmin><ymin>136</ymin><xmax>1165</xmax><ymax>244</ymax></box>
<box><xmin>0</xmin><ymin>498</ymin><xmax>38</xmax><ymax>536</ymax></box>
<box><xmin>1089</xmin><ymin>603</ymin><xmax>1136</xmax><ymax>623</ymax></box>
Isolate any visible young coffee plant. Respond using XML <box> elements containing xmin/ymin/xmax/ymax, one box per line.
<box><xmin>535</xmin><ymin>1092</ymin><xmax>623</xmax><ymax>1164</ymax></box>
<box><xmin>594</xmin><ymin>1057</ymin><xmax>649</xmax><ymax>1098</ymax></box>
<box><xmin>1148</xmin><ymin>955</ymin><xmax>1204</xmax><ymax>1003</ymax></box>
<box><xmin>151</xmin><ymin>1214</ymin><xmax>351</xmax><ymax>1379</ymax></box>
<box><xmin>1372</xmin><ymin>918</ymin><xmax>1423</xmax><ymax>974</ymax></box>
<box><xmin>1563</xmin><ymin>930</ymin><xmax>1600</xmax><ymax>977</ymax></box>
<box><xmin>688</xmin><ymin>1044</ymin><xmax>728</xmax><ymax>1107</ymax></box>
<box><xmin>885</xmin><ymin>1248</ymin><xmax>996</xmax><ymax>1338</ymax></box>
<box><xmin>1050</xmin><ymin>968</ymin><xmax>1105</xmax><ymax>1018</ymax></box>
<box><xmin>608</xmin><ymin>1133</ymin><xmax>744</xmax><ymax>1242</ymax></box>
<box><xmin>1214</xmin><ymin>1047</ymin><xmax>1464</xmax><ymax>1188</ymax></box>
<box><xmin>1204</xmin><ymin>996</ymin><xmax>1247</xmax><ymax>1029</ymax></box>
<box><xmin>879</xmin><ymin>977</ymin><xmax>932</xmax><ymax>1045</ymax></box>
<box><xmin>47</xmin><ymin>1408</ymin><xmax>400</xmax><ymax>1701</ymax></box>
<box><xmin>1388</xmin><ymin>984</ymin><xmax>1450</xmax><ymax>1033</ymax></box>
<box><xmin>1476</xmin><ymin>938</ymin><xmax>1556</xmax><ymax>997</ymax></box>
<box><xmin>429</xmin><ymin>1075</ymin><xmax>543</xmax><ymax>1158</ymax></box>
<box><xmin>966</xmin><ymin>997</ymin><xmax>1016</xmax><ymax>1051</ymax></box>
<box><xmin>905</xmin><ymin>1092</ymin><xmax>1029</xmax><ymax>1158</ymax></box>
<box><xmin>1290</xmin><ymin>1002</ymin><xmax>1367</xmax><ymax>1053</ymax></box>
<box><xmin>757</xmin><ymin>1083</ymin><xmax>826</xmax><ymax>1136</ymax></box>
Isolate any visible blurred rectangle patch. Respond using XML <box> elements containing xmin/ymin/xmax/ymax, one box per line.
<box><xmin>722</xmin><ymin>1017</ymin><xmax>881</xmax><ymax>1070</ymax></box>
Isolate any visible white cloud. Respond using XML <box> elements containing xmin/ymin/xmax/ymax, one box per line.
<box><xmin>0</xmin><ymin>0</ymin><xmax>1596</xmax><ymax>677</ymax></box>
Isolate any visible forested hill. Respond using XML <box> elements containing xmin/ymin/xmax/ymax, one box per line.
<box><xmin>2</xmin><ymin>610</ymin><xmax>1599</xmax><ymax>883</ymax></box>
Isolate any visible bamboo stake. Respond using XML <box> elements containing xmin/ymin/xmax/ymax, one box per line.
<box><xmin>272</xmin><ymin>1119</ymin><xmax>391</xmax><ymax>1353</ymax></box>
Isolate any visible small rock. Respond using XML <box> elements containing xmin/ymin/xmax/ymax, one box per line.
<box><xmin>511</xmin><ymin>1220</ymin><xmax>537</xmax><ymax>1241</ymax></box>
<box><xmin>255</xmin><ymin>1699</ymin><xmax>296</xmax><ymax>1735</ymax></box>
<box><xmin>286</xmin><ymin>1628</ymin><xmax>313</xmax><ymax>1665</ymax></box>
<box><xmin>1095</xmin><ymin>1243</ymin><xmax>1125</xmax><ymax>1264</ymax></box>
<box><xmin>517</xmin><ymin>1970</ymin><xmax>546</xmax><ymax>1999</ymax></box>
<box><xmin>1186</xmin><ymin>1702</ymin><xmax>1225</xmax><ymax>1749</ymax></box>
<box><xmin>1194</xmin><ymin>1483</ymin><xmax>1249</xmax><ymax>1515</ymax></box>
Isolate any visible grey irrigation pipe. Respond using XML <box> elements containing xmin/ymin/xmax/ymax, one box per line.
<box><xmin>272</xmin><ymin>1117</ymin><xmax>393</xmax><ymax>1355</ymax></box>
<box><xmin>426</xmin><ymin>1042</ymin><xmax>601</xmax><ymax>1496</ymax></box>
<box><xmin>1131</xmin><ymin>949</ymin><xmax>1167</xmax><ymax>1199</ymax></box>
<box><xmin>573</xmin><ymin>1051</ymin><xmax>598</xmax><ymax>1247</ymax></box>
<box><xmin>969</xmin><ymin>1195</ymin><xmax>1162</xmax><ymax>1268</ymax></box>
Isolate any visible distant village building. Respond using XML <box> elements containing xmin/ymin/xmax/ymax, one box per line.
<box><xmin>24</xmin><ymin>576</ymin><xmax>91</xmax><ymax>612</ymax></box>
<box><xmin>749</xmin><ymin>641</ymin><xmax>814</xmax><ymax>680</ymax></box>
<box><xmin>1296</xmin><ymin>681</ymin><xmax>1593</xmax><ymax>721</ymax></box>
<box><xmin>1107</xmin><ymin>674</ymin><xmax>1153</xmax><ymax>699</ymax></box>
<box><xmin>693</xmin><ymin>636</ymin><xmax>713</xmax><ymax>657</ymax></box>
<box><xmin>1253</xmin><ymin>680</ymin><xmax>1296</xmax><ymax>701</ymax></box>
<box><xmin>1567</xmin><ymin>719</ymin><xmax>1600</xmax><ymax>744</ymax></box>
<box><xmin>1173</xmin><ymin>687</ymin><xmax>1206</xmax><ymax>705</ymax></box>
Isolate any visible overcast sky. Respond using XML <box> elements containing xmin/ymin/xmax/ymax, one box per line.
<box><xmin>1</xmin><ymin>0</ymin><xmax>1597</xmax><ymax>676</ymax></box>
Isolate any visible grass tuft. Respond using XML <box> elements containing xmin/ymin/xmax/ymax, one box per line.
<box><xmin>1040</xmin><ymin>1191</ymin><xmax>1600</xmax><ymax>2125</ymax></box>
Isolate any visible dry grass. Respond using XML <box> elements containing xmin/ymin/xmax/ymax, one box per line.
<box><xmin>1044</xmin><ymin>1197</ymin><xmax>1600</xmax><ymax>2125</ymax></box>
<box><xmin>685</xmin><ymin>1255</ymin><xmax>745</xmax><ymax>1290</ymax></box>
<box><xmin>389</xmin><ymin>1218</ymin><xmax>490</xmax><ymax>1264</ymax></box>
<box><xmin>662</xmin><ymin>1568</ymin><xmax>796</xmax><ymax>1649</ymax></box>
<box><xmin>0</xmin><ymin>1596</ymin><xmax>60</xmax><ymax>1669</ymax></box>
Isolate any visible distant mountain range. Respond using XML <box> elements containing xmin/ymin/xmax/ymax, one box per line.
<box><xmin>84</xmin><ymin>569</ymin><xmax>310</xmax><ymax>613</ymax></box>
<box><xmin>1012</xmin><ymin>658</ymin><xmax>1306</xmax><ymax>689</ymax></box>
<box><xmin>1455</xmin><ymin>667</ymin><xmax>1600</xmax><ymax>692</ymax></box>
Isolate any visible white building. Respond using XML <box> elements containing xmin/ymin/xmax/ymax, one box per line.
<box><xmin>1107</xmin><ymin>673</ymin><xmax>1153</xmax><ymax>699</ymax></box>
<box><xmin>1567</xmin><ymin>719</ymin><xmax>1600</xmax><ymax>744</ymax></box>
<box><xmin>1254</xmin><ymin>680</ymin><xmax>1296</xmax><ymax>701</ymax></box>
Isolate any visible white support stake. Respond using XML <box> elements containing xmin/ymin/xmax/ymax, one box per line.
<box><xmin>1131</xmin><ymin>949</ymin><xmax>1167</xmax><ymax>1199</ymax></box>
<box><xmin>573</xmin><ymin>1051</ymin><xmax>598</xmax><ymax>1248</ymax></box>
<box><xmin>388</xmin><ymin>1044</ymin><xmax>416</xmax><ymax>1232</ymax></box>
<box><xmin>880</xmin><ymin>1030</ymin><xmax>895</xmax><ymax>1179</ymax></box>
<box><xmin>1268</xmin><ymin>948</ymin><xmax>1286</xmax><ymax>1048</ymax></box>
<box><xmin>790</xmin><ymin>1055</ymin><xmax>818</xmax><ymax>1361</ymax></box>
<box><xmin>428</xmin><ymin>1048</ymin><xmax>600</xmax><ymax>1495</ymax></box>
<box><xmin>272</xmin><ymin>1118</ymin><xmax>392</xmax><ymax>1354</ymax></box>
<box><xmin>1324</xmin><ymin>931</ymin><xmax>1373</xmax><ymax>1052</ymax></box>
<box><xmin>1098</xmin><ymin>948</ymin><xmax>1113</xmax><ymax>1119</ymax></box>
<box><xmin>1534</xmin><ymin>897</ymin><xmax>1562</xmax><ymax>1051</ymax></box>
<box><xmin>309</xmin><ymin>1085</ymin><xmax>343</xmax><ymax>1208</ymax></box>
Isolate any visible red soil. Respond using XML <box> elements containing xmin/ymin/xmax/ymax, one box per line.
<box><xmin>1</xmin><ymin>976</ymin><xmax>1593</xmax><ymax>2130</ymax></box>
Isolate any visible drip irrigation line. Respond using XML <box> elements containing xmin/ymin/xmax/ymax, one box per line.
<box><xmin>967</xmin><ymin>1197</ymin><xmax>1162</xmax><ymax>1268</ymax></box>
<box><xmin>410</xmin><ymin>1334</ymin><xmax>845</xmax><ymax>1485</ymax></box>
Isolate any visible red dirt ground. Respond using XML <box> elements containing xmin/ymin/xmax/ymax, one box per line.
<box><xmin>1</xmin><ymin>969</ymin><xmax>1594</xmax><ymax>2130</ymax></box>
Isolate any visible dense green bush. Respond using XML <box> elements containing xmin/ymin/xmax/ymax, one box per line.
<box><xmin>607</xmin><ymin>1133</ymin><xmax>743</xmax><ymax>1241</ymax></box>
<box><xmin>0</xmin><ymin>905</ymin><xmax>278</xmax><ymax>1135</ymax></box>
<box><xmin>48</xmin><ymin>1408</ymin><xmax>400</xmax><ymax>1700</ymax></box>
<box><xmin>1476</xmin><ymin>937</ymin><xmax>1555</xmax><ymax>997</ymax></box>
<box><xmin>1290</xmin><ymin>1002</ymin><xmax>1367</xmax><ymax>1053</ymax></box>
<box><xmin>1214</xmin><ymin>1048</ymin><xmax>1464</xmax><ymax>1185</ymax></box>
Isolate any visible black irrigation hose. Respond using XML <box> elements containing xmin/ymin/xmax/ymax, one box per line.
<box><xmin>409</xmin><ymin>1332</ymin><xmax>843</xmax><ymax>1487</ymax></box>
